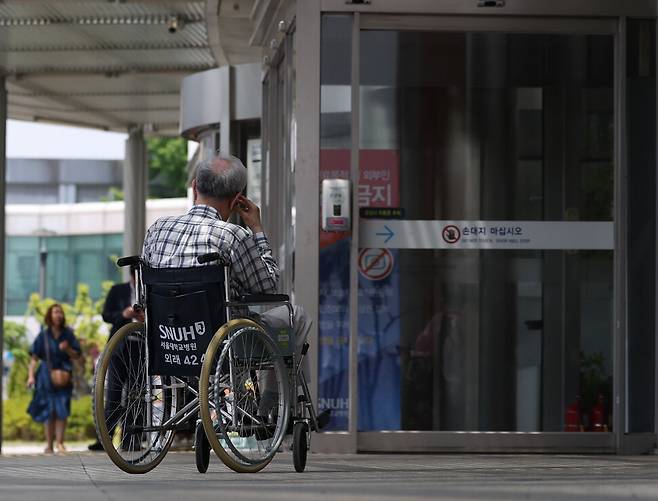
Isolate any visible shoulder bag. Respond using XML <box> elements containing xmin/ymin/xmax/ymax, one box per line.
<box><xmin>43</xmin><ymin>331</ymin><xmax>72</xmax><ymax>390</ymax></box>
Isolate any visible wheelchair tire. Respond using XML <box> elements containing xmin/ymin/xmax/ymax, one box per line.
<box><xmin>93</xmin><ymin>322</ymin><xmax>177</xmax><ymax>474</ymax></box>
<box><xmin>293</xmin><ymin>421</ymin><xmax>309</xmax><ymax>473</ymax></box>
<box><xmin>195</xmin><ymin>421</ymin><xmax>210</xmax><ymax>473</ymax></box>
<box><xmin>199</xmin><ymin>318</ymin><xmax>290</xmax><ymax>473</ymax></box>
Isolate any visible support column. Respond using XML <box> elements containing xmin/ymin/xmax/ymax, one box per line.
<box><xmin>295</xmin><ymin>0</ymin><xmax>325</xmax><ymax>450</ymax></box>
<box><xmin>220</xmin><ymin>67</ymin><xmax>230</xmax><ymax>155</ymax></box>
<box><xmin>123</xmin><ymin>126</ymin><xmax>148</xmax><ymax>267</ymax></box>
<box><xmin>0</xmin><ymin>77</ymin><xmax>7</xmax><ymax>454</ymax></box>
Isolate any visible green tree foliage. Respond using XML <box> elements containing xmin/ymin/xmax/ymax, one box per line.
<box><xmin>147</xmin><ymin>136</ymin><xmax>188</xmax><ymax>198</ymax></box>
<box><xmin>101</xmin><ymin>186</ymin><xmax>124</xmax><ymax>202</ymax></box>
<box><xmin>4</xmin><ymin>320</ymin><xmax>28</xmax><ymax>353</ymax></box>
<box><xmin>102</xmin><ymin>136</ymin><xmax>188</xmax><ymax>201</ymax></box>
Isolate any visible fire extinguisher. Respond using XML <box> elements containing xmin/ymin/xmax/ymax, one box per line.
<box><xmin>590</xmin><ymin>393</ymin><xmax>608</xmax><ymax>432</ymax></box>
<box><xmin>564</xmin><ymin>396</ymin><xmax>583</xmax><ymax>432</ymax></box>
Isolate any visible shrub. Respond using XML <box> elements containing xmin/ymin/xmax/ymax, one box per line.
<box><xmin>5</xmin><ymin>320</ymin><xmax>30</xmax><ymax>399</ymax></box>
<box><xmin>7</xmin><ymin>357</ymin><xmax>29</xmax><ymax>399</ymax></box>
<box><xmin>68</xmin><ymin>395</ymin><xmax>97</xmax><ymax>440</ymax></box>
<box><xmin>2</xmin><ymin>396</ymin><xmax>42</xmax><ymax>440</ymax></box>
<box><xmin>2</xmin><ymin>395</ymin><xmax>96</xmax><ymax>441</ymax></box>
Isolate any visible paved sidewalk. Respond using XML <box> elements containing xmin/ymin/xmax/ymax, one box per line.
<box><xmin>1</xmin><ymin>451</ymin><xmax>658</xmax><ymax>500</ymax></box>
<box><xmin>2</xmin><ymin>441</ymin><xmax>88</xmax><ymax>455</ymax></box>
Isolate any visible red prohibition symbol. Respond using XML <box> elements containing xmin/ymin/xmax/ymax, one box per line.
<box><xmin>358</xmin><ymin>248</ymin><xmax>394</xmax><ymax>281</ymax></box>
<box><xmin>442</xmin><ymin>225</ymin><xmax>461</xmax><ymax>244</ymax></box>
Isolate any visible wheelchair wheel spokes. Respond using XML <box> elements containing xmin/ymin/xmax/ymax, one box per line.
<box><xmin>199</xmin><ymin>319</ymin><xmax>289</xmax><ymax>473</ymax></box>
<box><xmin>93</xmin><ymin>322</ymin><xmax>177</xmax><ymax>474</ymax></box>
<box><xmin>215</xmin><ymin>327</ymin><xmax>287</xmax><ymax>466</ymax></box>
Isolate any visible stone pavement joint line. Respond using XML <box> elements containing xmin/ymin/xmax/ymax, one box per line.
<box><xmin>78</xmin><ymin>451</ymin><xmax>117</xmax><ymax>501</ymax></box>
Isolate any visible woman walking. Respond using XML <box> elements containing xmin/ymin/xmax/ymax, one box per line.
<box><xmin>26</xmin><ymin>304</ymin><xmax>82</xmax><ymax>454</ymax></box>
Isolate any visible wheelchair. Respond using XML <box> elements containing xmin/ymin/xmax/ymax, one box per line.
<box><xmin>92</xmin><ymin>253</ymin><xmax>322</xmax><ymax>474</ymax></box>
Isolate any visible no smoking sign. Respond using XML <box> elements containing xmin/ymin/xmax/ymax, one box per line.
<box><xmin>358</xmin><ymin>248</ymin><xmax>394</xmax><ymax>281</ymax></box>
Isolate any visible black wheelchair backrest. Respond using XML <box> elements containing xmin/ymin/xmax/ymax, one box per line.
<box><xmin>142</xmin><ymin>264</ymin><xmax>226</xmax><ymax>377</ymax></box>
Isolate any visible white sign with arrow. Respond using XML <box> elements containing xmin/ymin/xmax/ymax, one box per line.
<box><xmin>360</xmin><ymin>220</ymin><xmax>614</xmax><ymax>250</ymax></box>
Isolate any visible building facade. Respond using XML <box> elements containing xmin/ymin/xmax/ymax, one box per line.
<box><xmin>180</xmin><ymin>0</ymin><xmax>658</xmax><ymax>454</ymax></box>
<box><xmin>5</xmin><ymin>199</ymin><xmax>187</xmax><ymax>316</ymax></box>
<box><xmin>6</xmin><ymin>158</ymin><xmax>122</xmax><ymax>205</ymax></box>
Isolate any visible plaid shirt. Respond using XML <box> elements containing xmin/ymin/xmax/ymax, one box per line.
<box><xmin>142</xmin><ymin>205</ymin><xmax>279</xmax><ymax>298</ymax></box>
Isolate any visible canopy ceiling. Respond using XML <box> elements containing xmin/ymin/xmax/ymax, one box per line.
<box><xmin>0</xmin><ymin>0</ymin><xmax>263</xmax><ymax>136</ymax></box>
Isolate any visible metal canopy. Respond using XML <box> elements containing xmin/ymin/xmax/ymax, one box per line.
<box><xmin>0</xmin><ymin>0</ymin><xmax>262</xmax><ymax>135</ymax></box>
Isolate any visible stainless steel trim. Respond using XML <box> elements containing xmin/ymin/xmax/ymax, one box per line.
<box><xmin>313</xmin><ymin>431</ymin><xmax>356</xmax><ymax>453</ymax></box>
<box><xmin>347</xmin><ymin>10</ymin><xmax>360</xmax><ymax>449</ymax></box>
<box><xmin>655</xmin><ymin>17</ymin><xmax>658</xmax><ymax>444</ymax></box>
<box><xmin>360</xmin><ymin>15</ymin><xmax>617</xmax><ymax>34</ymax></box>
<box><xmin>357</xmin><ymin>431</ymin><xmax>616</xmax><ymax>453</ymax></box>
<box><xmin>349</xmin><ymin>11</ymin><xmax>625</xmax><ymax>452</ymax></box>
<box><xmin>179</xmin><ymin>67</ymin><xmax>230</xmax><ymax>140</ymax></box>
<box><xmin>294</xmin><ymin>0</ymin><xmax>323</xmax><ymax>451</ymax></box>
<box><xmin>613</xmin><ymin>17</ymin><xmax>627</xmax><ymax>449</ymax></box>
<box><xmin>320</xmin><ymin>0</ymin><xmax>656</xmax><ymax>17</ymax></box>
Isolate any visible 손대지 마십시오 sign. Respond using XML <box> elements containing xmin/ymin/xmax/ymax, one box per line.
<box><xmin>360</xmin><ymin>220</ymin><xmax>613</xmax><ymax>250</ymax></box>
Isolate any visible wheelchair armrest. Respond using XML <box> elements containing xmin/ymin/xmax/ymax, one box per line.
<box><xmin>226</xmin><ymin>294</ymin><xmax>291</xmax><ymax>308</ymax></box>
<box><xmin>197</xmin><ymin>252</ymin><xmax>221</xmax><ymax>265</ymax></box>
<box><xmin>239</xmin><ymin>294</ymin><xmax>290</xmax><ymax>303</ymax></box>
<box><xmin>117</xmin><ymin>255</ymin><xmax>141</xmax><ymax>268</ymax></box>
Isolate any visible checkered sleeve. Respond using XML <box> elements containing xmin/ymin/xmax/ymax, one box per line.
<box><xmin>142</xmin><ymin>219</ymin><xmax>169</xmax><ymax>266</ymax></box>
<box><xmin>230</xmin><ymin>230</ymin><xmax>279</xmax><ymax>295</ymax></box>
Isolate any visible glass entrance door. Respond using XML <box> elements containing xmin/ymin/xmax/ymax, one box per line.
<box><xmin>354</xmin><ymin>22</ymin><xmax>615</xmax><ymax>438</ymax></box>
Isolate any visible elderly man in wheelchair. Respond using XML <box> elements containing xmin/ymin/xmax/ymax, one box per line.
<box><xmin>92</xmin><ymin>153</ymin><xmax>327</xmax><ymax>474</ymax></box>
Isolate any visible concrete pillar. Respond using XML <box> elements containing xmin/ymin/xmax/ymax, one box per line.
<box><xmin>123</xmin><ymin>126</ymin><xmax>148</xmax><ymax>266</ymax></box>
<box><xmin>0</xmin><ymin>77</ymin><xmax>7</xmax><ymax>454</ymax></box>
<box><xmin>219</xmin><ymin>68</ymin><xmax>230</xmax><ymax>156</ymax></box>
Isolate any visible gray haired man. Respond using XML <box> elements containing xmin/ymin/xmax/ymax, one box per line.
<box><xmin>142</xmin><ymin>153</ymin><xmax>311</xmax><ymax>401</ymax></box>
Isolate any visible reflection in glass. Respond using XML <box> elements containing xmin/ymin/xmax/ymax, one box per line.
<box><xmin>357</xmin><ymin>30</ymin><xmax>614</xmax><ymax>432</ymax></box>
<box><xmin>318</xmin><ymin>15</ymin><xmax>353</xmax><ymax>431</ymax></box>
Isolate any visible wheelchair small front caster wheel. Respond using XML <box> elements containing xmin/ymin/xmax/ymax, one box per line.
<box><xmin>195</xmin><ymin>421</ymin><xmax>210</xmax><ymax>473</ymax></box>
<box><xmin>292</xmin><ymin>422</ymin><xmax>309</xmax><ymax>473</ymax></box>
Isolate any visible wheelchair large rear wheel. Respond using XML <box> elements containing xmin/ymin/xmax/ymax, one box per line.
<box><xmin>199</xmin><ymin>319</ymin><xmax>290</xmax><ymax>473</ymax></box>
<box><xmin>93</xmin><ymin>322</ymin><xmax>178</xmax><ymax>474</ymax></box>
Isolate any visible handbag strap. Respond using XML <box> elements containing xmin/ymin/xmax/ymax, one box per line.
<box><xmin>43</xmin><ymin>329</ymin><xmax>54</xmax><ymax>371</ymax></box>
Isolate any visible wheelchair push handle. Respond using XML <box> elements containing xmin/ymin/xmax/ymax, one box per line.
<box><xmin>197</xmin><ymin>252</ymin><xmax>221</xmax><ymax>265</ymax></box>
<box><xmin>117</xmin><ymin>255</ymin><xmax>141</xmax><ymax>268</ymax></box>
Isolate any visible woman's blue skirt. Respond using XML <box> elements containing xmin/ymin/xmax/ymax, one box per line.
<box><xmin>27</xmin><ymin>364</ymin><xmax>73</xmax><ymax>423</ymax></box>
